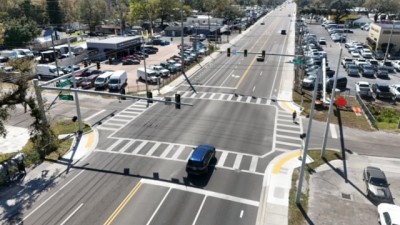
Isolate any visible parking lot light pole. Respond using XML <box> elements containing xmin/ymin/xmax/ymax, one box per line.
<box><xmin>383</xmin><ymin>22</ymin><xmax>395</xmax><ymax>64</ymax></box>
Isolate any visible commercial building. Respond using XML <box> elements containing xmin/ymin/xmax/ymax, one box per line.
<box><xmin>367</xmin><ymin>22</ymin><xmax>400</xmax><ymax>53</ymax></box>
<box><xmin>86</xmin><ymin>36</ymin><xmax>143</xmax><ymax>60</ymax></box>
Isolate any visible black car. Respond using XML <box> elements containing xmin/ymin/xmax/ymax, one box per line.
<box><xmin>359</xmin><ymin>64</ymin><xmax>375</xmax><ymax>77</ymax></box>
<box><xmin>375</xmin><ymin>66</ymin><xmax>389</xmax><ymax>79</ymax></box>
<box><xmin>122</xmin><ymin>59</ymin><xmax>140</xmax><ymax>65</ymax></box>
<box><xmin>143</xmin><ymin>46</ymin><xmax>159</xmax><ymax>52</ymax></box>
<box><xmin>186</xmin><ymin>145</ymin><xmax>216</xmax><ymax>175</ymax></box>
<box><xmin>144</xmin><ymin>48</ymin><xmax>157</xmax><ymax>54</ymax></box>
<box><xmin>363</xmin><ymin>166</ymin><xmax>393</xmax><ymax>203</ymax></box>
<box><xmin>371</xmin><ymin>83</ymin><xmax>393</xmax><ymax>99</ymax></box>
<box><xmin>373</xmin><ymin>51</ymin><xmax>385</xmax><ymax>60</ymax></box>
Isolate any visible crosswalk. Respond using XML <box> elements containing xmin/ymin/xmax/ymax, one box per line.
<box><xmin>274</xmin><ymin>110</ymin><xmax>303</xmax><ymax>152</ymax></box>
<box><xmin>96</xmin><ymin>100</ymin><xmax>152</xmax><ymax>131</ymax></box>
<box><xmin>95</xmin><ymin>138</ymin><xmax>264</xmax><ymax>175</ymax></box>
<box><xmin>175</xmin><ymin>91</ymin><xmax>271</xmax><ymax>105</ymax></box>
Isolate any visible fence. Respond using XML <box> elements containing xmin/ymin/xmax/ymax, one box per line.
<box><xmin>355</xmin><ymin>92</ymin><xmax>378</xmax><ymax>129</ymax></box>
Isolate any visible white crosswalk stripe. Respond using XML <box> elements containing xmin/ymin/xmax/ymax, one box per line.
<box><xmin>274</xmin><ymin>110</ymin><xmax>303</xmax><ymax>152</ymax></box>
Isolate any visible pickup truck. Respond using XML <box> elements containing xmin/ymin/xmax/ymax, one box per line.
<box><xmin>148</xmin><ymin>65</ymin><xmax>170</xmax><ymax>77</ymax></box>
<box><xmin>355</xmin><ymin>81</ymin><xmax>373</xmax><ymax>98</ymax></box>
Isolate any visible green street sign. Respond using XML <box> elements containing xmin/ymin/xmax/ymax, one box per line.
<box><xmin>293</xmin><ymin>59</ymin><xmax>304</xmax><ymax>65</ymax></box>
<box><xmin>57</xmin><ymin>80</ymin><xmax>72</xmax><ymax>88</ymax></box>
<box><xmin>59</xmin><ymin>94</ymin><xmax>74</xmax><ymax>101</ymax></box>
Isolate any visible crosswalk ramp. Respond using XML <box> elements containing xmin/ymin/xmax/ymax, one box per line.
<box><xmin>274</xmin><ymin>110</ymin><xmax>303</xmax><ymax>152</ymax></box>
<box><xmin>97</xmin><ymin>100</ymin><xmax>152</xmax><ymax>131</ymax></box>
<box><xmin>175</xmin><ymin>91</ymin><xmax>271</xmax><ymax>105</ymax></box>
<box><xmin>95</xmin><ymin>139</ymin><xmax>263</xmax><ymax>174</ymax></box>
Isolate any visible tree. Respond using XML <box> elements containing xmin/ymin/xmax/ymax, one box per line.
<box><xmin>3</xmin><ymin>18</ymin><xmax>40</xmax><ymax>48</ymax></box>
<box><xmin>328</xmin><ymin>0</ymin><xmax>354</xmax><ymax>24</ymax></box>
<box><xmin>363</xmin><ymin>0</ymin><xmax>400</xmax><ymax>15</ymax></box>
<box><xmin>46</xmin><ymin>0</ymin><xmax>63</xmax><ymax>25</ymax></box>
<box><xmin>78</xmin><ymin>0</ymin><xmax>107</xmax><ymax>32</ymax></box>
<box><xmin>129</xmin><ymin>0</ymin><xmax>160</xmax><ymax>32</ymax></box>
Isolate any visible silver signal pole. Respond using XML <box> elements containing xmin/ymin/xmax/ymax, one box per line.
<box><xmin>68</xmin><ymin>37</ymin><xmax>83</xmax><ymax>133</ymax></box>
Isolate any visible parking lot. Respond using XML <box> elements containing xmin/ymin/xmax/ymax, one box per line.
<box><xmin>302</xmin><ymin>21</ymin><xmax>400</xmax><ymax>112</ymax></box>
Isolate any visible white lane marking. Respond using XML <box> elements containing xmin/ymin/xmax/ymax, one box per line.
<box><xmin>240</xmin><ymin>210</ymin><xmax>244</xmax><ymax>218</ymax></box>
<box><xmin>119</xmin><ymin>140</ymin><xmax>135</xmax><ymax>153</ymax></box>
<box><xmin>276</xmin><ymin>134</ymin><xmax>301</xmax><ymax>141</ymax></box>
<box><xmin>275</xmin><ymin>141</ymin><xmax>301</xmax><ymax>148</ymax></box>
<box><xmin>256</xmin><ymin>98</ymin><xmax>261</xmax><ymax>104</ymax></box>
<box><xmin>190</xmin><ymin>92</ymin><xmax>197</xmax><ymax>98</ymax></box>
<box><xmin>160</xmin><ymin>144</ymin><xmax>174</xmax><ymax>158</ymax></box>
<box><xmin>218</xmin><ymin>94</ymin><xmax>225</xmax><ymax>100</ymax></box>
<box><xmin>132</xmin><ymin>141</ymin><xmax>148</xmax><ymax>154</ymax></box>
<box><xmin>172</xmin><ymin>145</ymin><xmax>185</xmax><ymax>159</ymax></box>
<box><xmin>266</xmin><ymin>99</ymin><xmax>271</xmax><ymax>105</ymax></box>
<box><xmin>217</xmin><ymin>151</ymin><xmax>229</xmax><ymax>167</ymax></box>
<box><xmin>330</xmin><ymin>124</ymin><xmax>338</xmax><ymax>139</ymax></box>
<box><xmin>237</xmin><ymin>96</ymin><xmax>243</xmax><ymax>102</ymax></box>
<box><xmin>227</xmin><ymin>95</ymin><xmax>234</xmax><ymax>101</ymax></box>
<box><xmin>146</xmin><ymin>188</ymin><xmax>172</xmax><ymax>225</ymax></box>
<box><xmin>182</xmin><ymin>92</ymin><xmax>191</xmax><ymax>97</ymax></box>
<box><xmin>84</xmin><ymin>109</ymin><xmax>105</xmax><ymax>122</ymax></box>
<box><xmin>105</xmin><ymin>139</ymin><xmax>123</xmax><ymax>152</ymax></box>
<box><xmin>141</xmin><ymin>179</ymin><xmax>259</xmax><ymax>207</ymax></box>
<box><xmin>276</xmin><ymin>129</ymin><xmax>300</xmax><ymax>134</ymax></box>
<box><xmin>20</xmin><ymin>170</ymin><xmax>86</xmax><ymax>223</ymax></box>
<box><xmin>209</xmin><ymin>93</ymin><xmax>216</xmax><ymax>99</ymax></box>
<box><xmin>277</xmin><ymin>123</ymin><xmax>298</xmax><ymax>129</ymax></box>
<box><xmin>220</xmin><ymin>70</ymin><xmax>235</xmax><ymax>87</ymax></box>
<box><xmin>246</xmin><ymin>96</ymin><xmax>252</xmax><ymax>103</ymax></box>
<box><xmin>249</xmin><ymin>156</ymin><xmax>258</xmax><ymax>172</ymax></box>
<box><xmin>192</xmin><ymin>196</ymin><xmax>207</xmax><ymax>225</ymax></box>
<box><xmin>60</xmin><ymin>203</ymin><xmax>84</xmax><ymax>225</ymax></box>
<box><xmin>146</xmin><ymin>142</ymin><xmax>161</xmax><ymax>156</ymax></box>
<box><xmin>252</xmin><ymin>86</ymin><xmax>256</xmax><ymax>92</ymax></box>
<box><xmin>200</xmin><ymin>92</ymin><xmax>207</xmax><ymax>98</ymax></box>
<box><xmin>259</xmin><ymin>72</ymin><xmax>263</xmax><ymax>76</ymax></box>
<box><xmin>233</xmin><ymin>154</ymin><xmax>243</xmax><ymax>170</ymax></box>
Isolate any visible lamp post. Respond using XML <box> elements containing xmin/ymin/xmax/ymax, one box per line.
<box><xmin>383</xmin><ymin>22</ymin><xmax>395</xmax><ymax>64</ymax></box>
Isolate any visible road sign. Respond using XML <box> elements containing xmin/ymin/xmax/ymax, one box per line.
<box><xmin>57</xmin><ymin>80</ymin><xmax>72</xmax><ymax>88</ymax></box>
<box><xmin>293</xmin><ymin>59</ymin><xmax>304</xmax><ymax>65</ymax></box>
<box><xmin>335</xmin><ymin>96</ymin><xmax>347</xmax><ymax>108</ymax></box>
<box><xmin>59</xmin><ymin>94</ymin><xmax>74</xmax><ymax>101</ymax></box>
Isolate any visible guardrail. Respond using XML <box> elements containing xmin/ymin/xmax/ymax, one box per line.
<box><xmin>355</xmin><ymin>92</ymin><xmax>377</xmax><ymax>129</ymax></box>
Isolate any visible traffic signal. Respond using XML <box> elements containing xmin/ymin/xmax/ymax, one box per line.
<box><xmin>262</xmin><ymin>50</ymin><xmax>265</xmax><ymax>58</ymax></box>
<box><xmin>96</xmin><ymin>61</ymin><xmax>100</xmax><ymax>70</ymax></box>
<box><xmin>244</xmin><ymin>49</ymin><xmax>247</xmax><ymax>57</ymax></box>
<box><xmin>175</xmin><ymin>93</ymin><xmax>181</xmax><ymax>109</ymax></box>
<box><xmin>227</xmin><ymin>48</ymin><xmax>231</xmax><ymax>57</ymax></box>
<box><xmin>147</xmin><ymin>91</ymin><xmax>153</xmax><ymax>104</ymax></box>
<box><xmin>83</xmin><ymin>60</ymin><xmax>88</xmax><ymax>67</ymax></box>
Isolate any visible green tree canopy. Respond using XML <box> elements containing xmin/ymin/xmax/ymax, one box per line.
<box><xmin>46</xmin><ymin>0</ymin><xmax>63</xmax><ymax>25</ymax></box>
<box><xmin>3</xmin><ymin>18</ymin><xmax>40</xmax><ymax>48</ymax></box>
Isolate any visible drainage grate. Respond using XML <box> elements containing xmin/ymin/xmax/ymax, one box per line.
<box><xmin>341</xmin><ymin>193</ymin><xmax>352</xmax><ymax>200</ymax></box>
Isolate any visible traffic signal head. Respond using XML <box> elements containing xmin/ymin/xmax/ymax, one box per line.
<box><xmin>227</xmin><ymin>48</ymin><xmax>231</xmax><ymax>57</ymax></box>
<box><xmin>147</xmin><ymin>91</ymin><xmax>153</xmax><ymax>104</ymax></box>
<box><xmin>83</xmin><ymin>60</ymin><xmax>88</xmax><ymax>67</ymax></box>
<box><xmin>175</xmin><ymin>93</ymin><xmax>181</xmax><ymax>109</ymax></box>
<box><xmin>262</xmin><ymin>50</ymin><xmax>265</xmax><ymax>58</ymax></box>
<box><xmin>96</xmin><ymin>61</ymin><xmax>100</xmax><ymax>70</ymax></box>
<box><xmin>244</xmin><ymin>49</ymin><xmax>247</xmax><ymax>57</ymax></box>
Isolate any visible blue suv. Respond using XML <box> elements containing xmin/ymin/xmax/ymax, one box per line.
<box><xmin>186</xmin><ymin>145</ymin><xmax>216</xmax><ymax>175</ymax></box>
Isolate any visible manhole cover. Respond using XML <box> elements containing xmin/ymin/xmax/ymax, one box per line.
<box><xmin>341</xmin><ymin>193</ymin><xmax>352</xmax><ymax>200</ymax></box>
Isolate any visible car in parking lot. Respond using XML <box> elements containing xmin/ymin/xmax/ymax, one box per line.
<box><xmin>375</xmin><ymin>66</ymin><xmax>389</xmax><ymax>79</ymax></box>
<box><xmin>363</xmin><ymin>166</ymin><xmax>393</xmax><ymax>203</ymax></box>
<box><xmin>80</xmin><ymin>74</ymin><xmax>99</xmax><ymax>89</ymax></box>
<box><xmin>350</xmin><ymin>51</ymin><xmax>361</xmax><ymax>58</ymax></box>
<box><xmin>61</xmin><ymin>65</ymin><xmax>80</xmax><ymax>74</ymax></box>
<box><xmin>346</xmin><ymin>63</ymin><xmax>359</xmax><ymax>76</ymax></box>
<box><xmin>355</xmin><ymin>81</ymin><xmax>373</xmax><ymax>98</ymax></box>
<box><xmin>389</xmin><ymin>84</ymin><xmax>400</xmax><ymax>100</ymax></box>
<box><xmin>377</xmin><ymin>203</ymin><xmax>400</xmax><ymax>225</ymax></box>
<box><xmin>371</xmin><ymin>83</ymin><xmax>393</xmax><ymax>99</ymax></box>
<box><xmin>393</xmin><ymin>60</ymin><xmax>400</xmax><ymax>72</ymax></box>
<box><xmin>318</xmin><ymin>37</ymin><xmax>326</xmax><ymax>45</ymax></box>
<box><xmin>368</xmin><ymin>59</ymin><xmax>379</xmax><ymax>71</ymax></box>
<box><xmin>186</xmin><ymin>144</ymin><xmax>216</xmax><ymax>175</ymax></box>
<box><xmin>361</xmin><ymin>48</ymin><xmax>373</xmax><ymax>59</ymax></box>
<box><xmin>359</xmin><ymin>64</ymin><xmax>375</xmax><ymax>77</ymax></box>
<box><xmin>374</xmin><ymin>50</ymin><xmax>385</xmax><ymax>60</ymax></box>
<box><xmin>341</xmin><ymin>57</ymin><xmax>353</xmax><ymax>68</ymax></box>
<box><xmin>122</xmin><ymin>59</ymin><xmax>140</xmax><ymax>65</ymax></box>
<box><xmin>380</xmin><ymin>61</ymin><xmax>396</xmax><ymax>73</ymax></box>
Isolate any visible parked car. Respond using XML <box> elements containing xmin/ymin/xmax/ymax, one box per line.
<box><xmin>346</xmin><ymin>63</ymin><xmax>359</xmax><ymax>76</ymax></box>
<box><xmin>388</xmin><ymin>51</ymin><xmax>400</xmax><ymax>60</ymax></box>
<box><xmin>318</xmin><ymin>37</ymin><xmax>326</xmax><ymax>45</ymax></box>
<box><xmin>80</xmin><ymin>74</ymin><xmax>99</xmax><ymax>89</ymax></box>
<box><xmin>359</xmin><ymin>64</ymin><xmax>375</xmax><ymax>77</ymax></box>
<box><xmin>393</xmin><ymin>60</ymin><xmax>400</xmax><ymax>71</ymax></box>
<box><xmin>361</xmin><ymin>48</ymin><xmax>373</xmax><ymax>59</ymax></box>
<box><xmin>61</xmin><ymin>65</ymin><xmax>80</xmax><ymax>74</ymax></box>
<box><xmin>375</xmin><ymin>66</ymin><xmax>389</xmax><ymax>79</ymax></box>
<box><xmin>355</xmin><ymin>81</ymin><xmax>373</xmax><ymax>98</ymax></box>
<box><xmin>373</xmin><ymin>50</ymin><xmax>385</xmax><ymax>60</ymax></box>
<box><xmin>380</xmin><ymin>61</ymin><xmax>395</xmax><ymax>72</ymax></box>
<box><xmin>341</xmin><ymin>57</ymin><xmax>353</xmax><ymax>68</ymax></box>
<box><xmin>377</xmin><ymin>203</ymin><xmax>400</xmax><ymax>225</ymax></box>
<box><xmin>371</xmin><ymin>83</ymin><xmax>393</xmax><ymax>99</ymax></box>
<box><xmin>122</xmin><ymin>59</ymin><xmax>140</xmax><ymax>65</ymax></box>
<box><xmin>363</xmin><ymin>166</ymin><xmax>393</xmax><ymax>203</ymax></box>
<box><xmin>350</xmin><ymin>51</ymin><xmax>361</xmax><ymax>58</ymax></box>
<box><xmin>368</xmin><ymin>59</ymin><xmax>379</xmax><ymax>71</ymax></box>
<box><xmin>186</xmin><ymin>144</ymin><xmax>216</xmax><ymax>175</ymax></box>
<box><xmin>389</xmin><ymin>84</ymin><xmax>400</xmax><ymax>100</ymax></box>
<box><xmin>360</xmin><ymin>23</ymin><xmax>370</xmax><ymax>31</ymax></box>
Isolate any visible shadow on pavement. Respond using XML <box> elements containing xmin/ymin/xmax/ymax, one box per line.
<box><xmin>296</xmin><ymin>202</ymin><xmax>315</xmax><ymax>225</ymax></box>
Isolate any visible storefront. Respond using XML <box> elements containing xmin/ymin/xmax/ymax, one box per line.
<box><xmin>367</xmin><ymin>23</ymin><xmax>400</xmax><ymax>52</ymax></box>
<box><xmin>86</xmin><ymin>36</ymin><xmax>143</xmax><ymax>60</ymax></box>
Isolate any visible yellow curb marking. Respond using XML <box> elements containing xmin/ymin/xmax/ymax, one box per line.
<box><xmin>272</xmin><ymin>151</ymin><xmax>301</xmax><ymax>174</ymax></box>
<box><xmin>103</xmin><ymin>182</ymin><xmax>143</xmax><ymax>225</ymax></box>
<box><xmin>85</xmin><ymin>132</ymin><xmax>95</xmax><ymax>149</ymax></box>
<box><xmin>280</xmin><ymin>100</ymin><xmax>297</xmax><ymax>114</ymax></box>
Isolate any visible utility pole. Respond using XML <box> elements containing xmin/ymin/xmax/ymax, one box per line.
<box><xmin>51</xmin><ymin>28</ymin><xmax>60</xmax><ymax>77</ymax></box>
<box><xmin>383</xmin><ymin>22</ymin><xmax>395</xmax><ymax>64</ymax></box>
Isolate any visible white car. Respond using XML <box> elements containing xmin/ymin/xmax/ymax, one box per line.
<box><xmin>351</xmin><ymin>51</ymin><xmax>361</xmax><ymax>58</ymax></box>
<box><xmin>355</xmin><ymin>81</ymin><xmax>372</xmax><ymax>98</ymax></box>
<box><xmin>389</xmin><ymin>84</ymin><xmax>400</xmax><ymax>100</ymax></box>
<box><xmin>361</xmin><ymin>48</ymin><xmax>373</xmax><ymax>58</ymax></box>
<box><xmin>394</xmin><ymin>60</ymin><xmax>400</xmax><ymax>71</ymax></box>
<box><xmin>377</xmin><ymin>203</ymin><xmax>400</xmax><ymax>225</ymax></box>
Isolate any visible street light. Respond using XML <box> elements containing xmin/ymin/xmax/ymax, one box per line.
<box><xmin>383</xmin><ymin>22</ymin><xmax>395</xmax><ymax>64</ymax></box>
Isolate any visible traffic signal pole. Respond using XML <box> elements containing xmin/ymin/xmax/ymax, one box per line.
<box><xmin>68</xmin><ymin>37</ymin><xmax>83</xmax><ymax>133</ymax></box>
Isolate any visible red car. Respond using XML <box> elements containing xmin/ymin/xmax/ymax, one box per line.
<box><xmin>80</xmin><ymin>74</ymin><xmax>99</xmax><ymax>89</ymax></box>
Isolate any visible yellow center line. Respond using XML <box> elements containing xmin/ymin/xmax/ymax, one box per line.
<box><xmin>103</xmin><ymin>182</ymin><xmax>143</xmax><ymax>225</ymax></box>
<box><xmin>85</xmin><ymin>132</ymin><xmax>95</xmax><ymax>148</ymax></box>
<box><xmin>272</xmin><ymin>151</ymin><xmax>301</xmax><ymax>174</ymax></box>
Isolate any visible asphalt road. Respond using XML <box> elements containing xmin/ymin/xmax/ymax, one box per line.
<box><xmin>8</xmin><ymin>2</ymin><xmax>400</xmax><ymax>225</ymax></box>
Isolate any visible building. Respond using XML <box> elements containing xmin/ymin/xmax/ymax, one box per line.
<box><xmin>367</xmin><ymin>22</ymin><xmax>400</xmax><ymax>53</ymax></box>
<box><xmin>86</xmin><ymin>36</ymin><xmax>143</xmax><ymax>60</ymax></box>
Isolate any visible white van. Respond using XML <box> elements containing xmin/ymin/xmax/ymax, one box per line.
<box><xmin>36</xmin><ymin>64</ymin><xmax>64</xmax><ymax>79</ymax></box>
<box><xmin>13</xmin><ymin>49</ymin><xmax>34</xmax><ymax>59</ymax></box>
<box><xmin>0</xmin><ymin>50</ymin><xmax>18</xmax><ymax>60</ymax></box>
<box><xmin>94</xmin><ymin>71</ymin><xmax>113</xmax><ymax>89</ymax></box>
<box><xmin>137</xmin><ymin>68</ymin><xmax>158</xmax><ymax>83</ymax></box>
<box><xmin>108</xmin><ymin>70</ymin><xmax>127</xmax><ymax>92</ymax></box>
